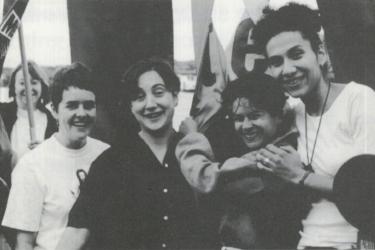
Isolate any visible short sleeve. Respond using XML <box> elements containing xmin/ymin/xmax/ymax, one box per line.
<box><xmin>2</xmin><ymin>160</ymin><xmax>44</xmax><ymax>232</ymax></box>
<box><xmin>350</xmin><ymin>84</ymin><xmax>375</xmax><ymax>154</ymax></box>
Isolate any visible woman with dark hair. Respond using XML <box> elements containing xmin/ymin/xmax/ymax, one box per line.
<box><xmin>252</xmin><ymin>3</ymin><xmax>375</xmax><ymax>249</ymax></box>
<box><xmin>56</xmin><ymin>58</ymin><xmax>208</xmax><ymax>250</ymax></box>
<box><xmin>0</xmin><ymin>61</ymin><xmax>57</xmax><ymax>159</ymax></box>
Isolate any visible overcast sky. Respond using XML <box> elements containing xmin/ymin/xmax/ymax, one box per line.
<box><xmin>0</xmin><ymin>0</ymin><xmax>317</xmax><ymax>67</ymax></box>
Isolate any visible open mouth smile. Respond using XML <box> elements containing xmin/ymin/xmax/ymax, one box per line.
<box><xmin>143</xmin><ymin>111</ymin><xmax>164</xmax><ymax>119</ymax></box>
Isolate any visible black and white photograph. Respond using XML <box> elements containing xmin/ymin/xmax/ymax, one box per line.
<box><xmin>0</xmin><ymin>0</ymin><xmax>374</xmax><ymax>249</ymax></box>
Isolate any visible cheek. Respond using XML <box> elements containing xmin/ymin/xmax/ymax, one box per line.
<box><xmin>234</xmin><ymin>122</ymin><xmax>241</xmax><ymax>133</ymax></box>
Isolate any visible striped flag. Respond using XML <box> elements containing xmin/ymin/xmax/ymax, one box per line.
<box><xmin>0</xmin><ymin>0</ymin><xmax>28</xmax><ymax>75</ymax></box>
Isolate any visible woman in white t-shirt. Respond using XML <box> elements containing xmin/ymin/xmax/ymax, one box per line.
<box><xmin>2</xmin><ymin>63</ymin><xmax>109</xmax><ymax>250</ymax></box>
<box><xmin>252</xmin><ymin>3</ymin><xmax>375</xmax><ymax>249</ymax></box>
<box><xmin>0</xmin><ymin>61</ymin><xmax>57</xmax><ymax>160</ymax></box>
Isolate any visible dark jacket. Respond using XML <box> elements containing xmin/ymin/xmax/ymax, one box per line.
<box><xmin>0</xmin><ymin>102</ymin><xmax>57</xmax><ymax>140</ymax></box>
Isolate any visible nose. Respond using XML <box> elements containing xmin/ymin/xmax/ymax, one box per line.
<box><xmin>76</xmin><ymin>105</ymin><xmax>86</xmax><ymax>116</ymax></box>
<box><xmin>242</xmin><ymin>117</ymin><xmax>254</xmax><ymax>130</ymax></box>
<box><xmin>144</xmin><ymin>95</ymin><xmax>157</xmax><ymax>109</ymax></box>
<box><xmin>282</xmin><ymin>59</ymin><xmax>297</xmax><ymax>77</ymax></box>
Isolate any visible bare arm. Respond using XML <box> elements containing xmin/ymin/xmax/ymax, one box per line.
<box><xmin>256</xmin><ymin>144</ymin><xmax>333</xmax><ymax>193</ymax></box>
<box><xmin>56</xmin><ymin>227</ymin><xmax>90</xmax><ymax>250</ymax></box>
<box><xmin>14</xmin><ymin>231</ymin><xmax>37</xmax><ymax>250</ymax></box>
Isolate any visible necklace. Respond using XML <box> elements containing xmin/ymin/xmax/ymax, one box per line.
<box><xmin>304</xmin><ymin>83</ymin><xmax>331</xmax><ymax>170</ymax></box>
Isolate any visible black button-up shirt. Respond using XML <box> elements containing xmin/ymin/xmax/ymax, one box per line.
<box><xmin>68</xmin><ymin>132</ymin><xmax>206</xmax><ymax>249</ymax></box>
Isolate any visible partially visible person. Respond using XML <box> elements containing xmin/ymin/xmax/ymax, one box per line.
<box><xmin>176</xmin><ymin>72</ymin><xmax>311</xmax><ymax>249</ymax></box>
<box><xmin>57</xmin><ymin>58</ymin><xmax>210</xmax><ymax>250</ymax></box>
<box><xmin>251</xmin><ymin>3</ymin><xmax>375</xmax><ymax>249</ymax></box>
<box><xmin>0</xmin><ymin>61</ymin><xmax>57</xmax><ymax>160</ymax></box>
<box><xmin>0</xmin><ymin>115</ymin><xmax>13</xmax><ymax>250</ymax></box>
<box><xmin>1</xmin><ymin>62</ymin><xmax>109</xmax><ymax>250</ymax></box>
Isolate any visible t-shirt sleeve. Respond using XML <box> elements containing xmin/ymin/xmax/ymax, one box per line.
<box><xmin>350</xmin><ymin>84</ymin><xmax>375</xmax><ymax>154</ymax></box>
<box><xmin>68</xmin><ymin>149</ymin><xmax>113</xmax><ymax>229</ymax></box>
<box><xmin>2</xmin><ymin>159</ymin><xmax>44</xmax><ymax>232</ymax></box>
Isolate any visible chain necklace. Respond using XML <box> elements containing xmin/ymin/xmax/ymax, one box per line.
<box><xmin>304</xmin><ymin>83</ymin><xmax>331</xmax><ymax>170</ymax></box>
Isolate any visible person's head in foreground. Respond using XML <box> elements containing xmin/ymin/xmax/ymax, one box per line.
<box><xmin>252</xmin><ymin>3</ymin><xmax>329</xmax><ymax>99</ymax></box>
<box><xmin>223</xmin><ymin>72</ymin><xmax>288</xmax><ymax>151</ymax></box>
<box><xmin>50</xmin><ymin>62</ymin><xmax>96</xmax><ymax>149</ymax></box>
<box><xmin>9</xmin><ymin>60</ymin><xmax>49</xmax><ymax>110</ymax></box>
<box><xmin>122</xmin><ymin>58</ymin><xmax>180</xmax><ymax>137</ymax></box>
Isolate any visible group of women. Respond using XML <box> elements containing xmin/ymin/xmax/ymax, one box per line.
<box><xmin>0</xmin><ymin>2</ymin><xmax>374</xmax><ymax>250</ymax></box>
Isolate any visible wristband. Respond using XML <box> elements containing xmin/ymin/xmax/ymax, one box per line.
<box><xmin>298</xmin><ymin>170</ymin><xmax>311</xmax><ymax>186</ymax></box>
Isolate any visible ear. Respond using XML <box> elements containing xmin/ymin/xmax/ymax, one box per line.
<box><xmin>172</xmin><ymin>91</ymin><xmax>179</xmax><ymax>107</ymax></box>
<box><xmin>51</xmin><ymin>104</ymin><xmax>59</xmax><ymax>120</ymax></box>
<box><xmin>317</xmin><ymin>44</ymin><xmax>328</xmax><ymax>68</ymax></box>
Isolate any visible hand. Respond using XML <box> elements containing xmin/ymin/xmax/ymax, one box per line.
<box><xmin>179</xmin><ymin>117</ymin><xmax>198</xmax><ymax>135</ymax></box>
<box><xmin>28</xmin><ymin>141</ymin><xmax>41</xmax><ymax>150</ymax></box>
<box><xmin>256</xmin><ymin>144</ymin><xmax>305</xmax><ymax>184</ymax></box>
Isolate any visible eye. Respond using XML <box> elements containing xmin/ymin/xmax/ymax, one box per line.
<box><xmin>66</xmin><ymin>102</ymin><xmax>79</xmax><ymax>110</ymax></box>
<box><xmin>268</xmin><ymin>57</ymin><xmax>283</xmax><ymax>68</ymax></box>
<box><xmin>248</xmin><ymin>111</ymin><xmax>264</xmax><ymax>120</ymax></box>
<box><xmin>135</xmin><ymin>91</ymin><xmax>145</xmax><ymax>101</ymax></box>
<box><xmin>289</xmin><ymin>49</ymin><xmax>304</xmax><ymax>60</ymax></box>
<box><xmin>83</xmin><ymin>101</ymin><xmax>96</xmax><ymax>110</ymax></box>
<box><xmin>31</xmin><ymin>80</ymin><xmax>40</xmax><ymax>85</ymax></box>
<box><xmin>152</xmin><ymin>86</ymin><xmax>166</xmax><ymax>97</ymax></box>
<box><xmin>232</xmin><ymin>114</ymin><xmax>244</xmax><ymax>122</ymax></box>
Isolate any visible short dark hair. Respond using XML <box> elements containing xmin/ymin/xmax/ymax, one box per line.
<box><xmin>9</xmin><ymin>61</ymin><xmax>49</xmax><ymax>109</ymax></box>
<box><xmin>50</xmin><ymin>62</ymin><xmax>95</xmax><ymax>110</ymax></box>
<box><xmin>252</xmin><ymin>3</ymin><xmax>322</xmax><ymax>54</ymax></box>
<box><xmin>223</xmin><ymin>72</ymin><xmax>287</xmax><ymax>117</ymax></box>
<box><xmin>120</xmin><ymin>57</ymin><xmax>180</xmax><ymax>104</ymax></box>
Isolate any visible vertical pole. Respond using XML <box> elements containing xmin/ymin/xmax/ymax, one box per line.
<box><xmin>18</xmin><ymin>21</ymin><xmax>36</xmax><ymax>144</ymax></box>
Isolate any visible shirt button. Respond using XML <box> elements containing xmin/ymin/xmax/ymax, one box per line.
<box><xmin>163</xmin><ymin>188</ymin><xmax>168</xmax><ymax>193</ymax></box>
<box><xmin>163</xmin><ymin>215</ymin><xmax>168</xmax><ymax>221</ymax></box>
<box><xmin>162</xmin><ymin>243</ymin><xmax>167</xmax><ymax>248</ymax></box>
<box><xmin>164</xmin><ymin>163</ymin><xmax>168</xmax><ymax>168</ymax></box>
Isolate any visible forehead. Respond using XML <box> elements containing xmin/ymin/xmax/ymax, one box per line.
<box><xmin>266</xmin><ymin>31</ymin><xmax>313</xmax><ymax>57</ymax></box>
<box><xmin>61</xmin><ymin>86</ymin><xmax>95</xmax><ymax>102</ymax></box>
<box><xmin>137</xmin><ymin>70</ymin><xmax>165</xmax><ymax>89</ymax></box>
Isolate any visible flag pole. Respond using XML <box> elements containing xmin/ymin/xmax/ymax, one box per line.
<box><xmin>18</xmin><ymin>21</ymin><xmax>36</xmax><ymax>144</ymax></box>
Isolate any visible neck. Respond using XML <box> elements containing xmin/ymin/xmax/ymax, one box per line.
<box><xmin>139</xmin><ymin>126</ymin><xmax>174</xmax><ymax>148</ymax></box>
<box><xmin>302</xmin><ymin>79</ymin><xmax>330</xmax><ymax>116</ymax></box>
<box><xmin>55</xmin><ymin>133</ymin><xmax>86</xmax><ymax>150</ymax></box>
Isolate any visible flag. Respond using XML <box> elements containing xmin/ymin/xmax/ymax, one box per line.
<box><xmin>191</xmin><ymin>0</ymin><xmax>268</xmax><ymax>131</ymax></box>
<box><xmin>0</xmin><ymin>0</ymin><xmax>28</xmax><ymax>75</ymax></box>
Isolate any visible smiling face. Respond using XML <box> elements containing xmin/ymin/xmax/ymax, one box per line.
<box><xmin>14</xmin><ymin>70</ymin><xmax>42</xmax><ymax>110</ymax></box>
<box><xmin>53</xmin><ymin>87</ymin><xmax>96</xmax><ymax>149</ymax></box>
<box><xmin>266</xmin><ymin>31</ymin><xmax>326</xmax><ymax>98</ymax></box>
<box><xmin>232</xmin><ymin>97</ymin><xmax>281</xmax><ymax>151</ymax></box>
<box><xmin>130</xmin><ymin>70</ymin><xmax>178</xmax><ymax>135</ymax></box>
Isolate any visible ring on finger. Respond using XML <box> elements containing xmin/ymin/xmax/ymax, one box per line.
<box><xmin>263</xmin><ymin>157</ymin><xmax>271</xmax><ymax>165</ymax></box>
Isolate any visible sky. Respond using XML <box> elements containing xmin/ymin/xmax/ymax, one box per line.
<box><xmin>0</xmin><ymin>0</ymin><xmax>318</xmax><ymax>67</ymax></box>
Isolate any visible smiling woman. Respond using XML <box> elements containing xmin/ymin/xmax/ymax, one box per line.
<box><xmin>0</xmin><ymin>61</ymin><xmax>57</xmax><ymax>159</ymax></box>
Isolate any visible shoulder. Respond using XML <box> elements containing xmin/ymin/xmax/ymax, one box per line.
<box><xmin>86</xmin><ymin>137</ymin><xmax>110</xmax><ymax>155</ymax></box>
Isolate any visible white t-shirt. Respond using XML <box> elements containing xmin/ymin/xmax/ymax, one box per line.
<box><xmin>294</xmin><ymin>82</ymin><xmax>375</xmax><ymax>249</ymax></box>
<box><xmin>11</xmin><ymin>108</ymin><xmax>48</xmax><ymax>159</ymax></box>
<box><xmin>2</xmin><ymin>135</ymin><xmax>109</xmax><ymax>250</ymax></box>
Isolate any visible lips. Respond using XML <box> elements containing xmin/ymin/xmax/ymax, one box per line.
<box><xmin>282</xmin><ymin>76</ymin><xmax>304</xmax><ymax>91</ymax></box>
<box><xmin>143</xmin><ymin>111</ymin><xmax>164</xmax><ymax>120</ymax></box>
<box><xmin>242</xmin><ymin>130</ymin><xmax>259</xmax><ymax>141</ymax></box>
<box><xmin>71</xmin><ymin>118</ymin><xmax>92</xmax><ymax>128</ymax></box>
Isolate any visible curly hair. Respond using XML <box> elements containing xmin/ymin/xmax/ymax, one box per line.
<box><xmin>222</xmin><ymin>72</ymin><xmax>287</xmax><ymax>118</ymax></box>
<box><xmin>252</xmin><ymin>3</ymin><xmax>322</xmax><ymax>55</ymax></box>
